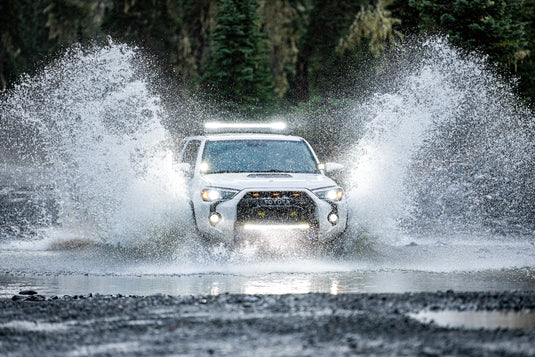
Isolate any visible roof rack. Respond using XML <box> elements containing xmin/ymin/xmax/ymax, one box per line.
<box><xmin>204</xmin><ymin>121</ymin><xmax>291</xmax><ymax>134</ymax></box>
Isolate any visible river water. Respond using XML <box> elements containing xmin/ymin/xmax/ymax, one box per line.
<box><xmin>1</xmin><ymin>38</ymin><xmax>534</xmax><ymax>298</ymax></box>
<box><xmin>1</xmin><ymin>219</ymin><xmax>534</xmax><ymax>297</ymax></box>
<box><xmin>1</xmin><ymin>163</ymin><xmax>533</xmax><ymax>297</ymax></box>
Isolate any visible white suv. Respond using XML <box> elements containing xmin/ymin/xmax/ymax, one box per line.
<box><xmin>177</xmin><ymin>122</ymin><xmax>347</xmax><ymax>247</ymax></box>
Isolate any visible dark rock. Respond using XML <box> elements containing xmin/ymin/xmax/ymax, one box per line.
<box><xmin>25</xmin><ymin>295</ymin><xmax>46</xmax><ymax>301</ymax></box>
<box><xmin>19</xmin><ymin>290</ymin><xmax>38</xmax><ymax>295</ymax></box>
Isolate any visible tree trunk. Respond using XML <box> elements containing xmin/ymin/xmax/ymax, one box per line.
<box><xmin>294</xmin><ymin>53</ymin><xmax>309</xmax><ymax>103</ymax></box>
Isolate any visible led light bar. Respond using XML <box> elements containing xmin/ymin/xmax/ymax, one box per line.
<box><xmin>243</xmin><ymin>223</ymin><xmax>310</xmax><ymax>231</ymax></box>
<box><xmin>204</xmin><ymin>122</ymin><xmax>287</xmax><ymax>131</ymax></box>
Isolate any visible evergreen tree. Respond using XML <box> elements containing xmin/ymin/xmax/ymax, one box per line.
<box><xmin>516</xmin><ymin>0</ymin><xmax>535</xmax><ymax>104</ymax></box>
<box><xmin>0</xmin><ymin>0</ymin><xmax>23</xmax><ymax>89</ymax></box>
<box><xmin>202</xmin><ymin>0</ymin><xmax>274</xmax><ymax>114</ymax></box>
<box><xmin>0</xmin><ymin>1</ymin><xmax>52</xmax><ymax>89</ymax></box>
<box><xmin>410</xmin><ymin>0</ymin><xmax>529</xmax><ymax>72</ymax></box>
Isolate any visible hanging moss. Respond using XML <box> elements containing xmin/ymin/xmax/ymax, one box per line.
<box><xmin>337</xmin><ymin>0</ymin><xmax>403</xmax><ymax>58</ymax></box>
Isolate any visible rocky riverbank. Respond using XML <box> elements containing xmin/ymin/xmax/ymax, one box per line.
<box><xmin>1</xmin><ymin>291</ymin><xmax>535</xmax><ymax>356</ymax></box>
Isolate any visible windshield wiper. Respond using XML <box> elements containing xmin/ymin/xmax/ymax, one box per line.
<box><xmin>207</xmin><ymin>170</ymin><xmax>236</xmax><ymax>174</ymax></box>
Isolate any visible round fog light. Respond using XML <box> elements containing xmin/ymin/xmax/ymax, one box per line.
<box><xmin>328</xmin><ymin>213</ymin><xmax>339</xmax><ymax>225</ymax></box>
<box><xmin>209</xmin><ymin>213</ymin><xmax>222</xmax><ymax>226</ymax></box>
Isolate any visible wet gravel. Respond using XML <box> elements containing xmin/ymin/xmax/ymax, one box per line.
<box><xmin>1</xmin><ymin>291</ymin><xmax>534</xmax><ymax>356</ymax></box>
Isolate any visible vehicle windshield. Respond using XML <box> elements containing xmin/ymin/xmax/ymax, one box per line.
<box><xmin>202</xmin><ymin>139</ymin><xmax>319</xmax><ymax>174</ymax></box>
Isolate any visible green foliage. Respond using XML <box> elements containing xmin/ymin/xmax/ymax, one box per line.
<box><xmin>202</xmin><ymin>0</ymin><xmax>274</xmax><ymax>115</ymax></box>
<box><xmin>44</xmin><ymin>0</ymin><xmax>98</xmax><ymax>45</ymax></box>
<box><xmin>295</xmin><ymin>0</ymin><xmax>368</xmax><ymax>100</ymax></box>
<box><xmin>1</xmin><ymin>0</ymin><xmax>535</xmax><ymax>106</ymax></box>
<box><xmin>0</xmin><ymin>1</ymin><xmax>51</xmax><ymax>89</ymax></box>
<box><xmin>102</xmin><ymin>0</ymin><xmax>216</xmax><ymax>87</ymax></box>
<box><xmin>388</xmin><ymin>0</ymin><xmax>422</xmax><ymax>33</ymax></box>
<box><xmin>516</xmin><ymin>0</ymin><xmax>535</xmax><ymax>104</ymax></box>
<box><xmin>337</xmin><ymin>0</ymin><xmax>403</xmax><ymax>58</ymax></box>
<box><xmin>0</xmin><ymin>0</ymin><xmax>23</xmax><ymax>89</ymax></box>
<box><xmin>102</xmin><ymin>1</ymin><xmax>180</xmax><ymax>61</ymax></box>
<box><xmin>258</xmin><ymin>0</ymin><xmax>300</xmax><ymax>99</ymax></box>
<box><xmin>410</xmin><ymin>0</ymin><xmax>529</xmax><ymax>71</ymax></box>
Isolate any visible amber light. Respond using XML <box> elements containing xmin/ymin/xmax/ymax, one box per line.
<box><xmin>201</xmin><ymin>189</ymin><xmax>221</xmax><ymax>201</ymax></box>
<box><xmin>325</xmin><ymin>188</ymin><xmax>343</xmax><ymax>201</ymax></box>
<box><xmin>243</xmin><ymin>223</ymin><xmax>310</xmax><ymax>231</ymax></box>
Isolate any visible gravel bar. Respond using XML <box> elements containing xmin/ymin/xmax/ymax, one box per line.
<box><xmin>1</xmin><ymin>291</ymin><xmax>535</xmax><ymax>356</ymax></box>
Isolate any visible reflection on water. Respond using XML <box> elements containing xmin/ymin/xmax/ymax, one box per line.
<box><xmin>2</xmin><ymin>269</ymin><xmax>535</xmax><ymax>298</ymax></box>
<box><xmin>1</xmin><ymin>233</ymin><xmax>535</xmax><ymax>298</ymax></box>
<box><xmin>410</xmin><ymin>310</ymin><xmax>535</xmax><ymax>330</ymax></box>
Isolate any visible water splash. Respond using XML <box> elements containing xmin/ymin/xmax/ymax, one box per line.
<box><xmin>345</xmin><ymin>37</ymin><xmax>535</xmax><ymax>241</ymax></box>
<box><xmin>0</xmin><ymin>40</ymin><xmax>193</xmax><ymax>250</ymax></box>
<box><xmin>1</xmin><ymin>36</ymin><xmax>533</xmax><ymax>261</ymax></box>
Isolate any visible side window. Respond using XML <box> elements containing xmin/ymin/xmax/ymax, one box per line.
<box><xmin>182</xmin><ymin>140</ymin><xmax>201</xmax><ymax>167</ymax></box>
<box><xmin>176</xmin><ymin>139</ymin><xmax>187</xmax><ymax>161</ymax></box>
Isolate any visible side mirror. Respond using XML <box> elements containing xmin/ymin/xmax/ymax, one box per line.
<box><xmin>323</xmin><ymin>162</ymin><xmax>344</xmax><ymax>173</ymax></box>
<box><xmin>176</xmin><ymin>162</ymin><xmax>193</xmax><ymax>177</ymax></box>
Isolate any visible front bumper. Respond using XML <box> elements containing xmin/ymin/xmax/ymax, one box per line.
<box><xmin>193</xmin><ymin>188</ymin><xmax>347</xmax><ymax>245</ymax></box>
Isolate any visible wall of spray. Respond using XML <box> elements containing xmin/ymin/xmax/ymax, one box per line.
<box><xmin>342</xmin><ymin>37</ymin><xmax>534</xmax><ymax>241</ymax></box>
<box><xmin>0</xmin><ymin>41</ymin><xmax>196</xmax><ymax>252</ymax></box>
<box><xmin>1</xmin><ymin>36</ymin><xmax>533</xmax><ymax>255</ymax></box>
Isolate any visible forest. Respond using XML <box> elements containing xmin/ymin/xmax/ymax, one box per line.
<box><xmin>1</xmin><ymin>0</ymin><xmax>534</xmax><ymax>114</ymax></box>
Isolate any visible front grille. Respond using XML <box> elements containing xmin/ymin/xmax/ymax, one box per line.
<box><xmin>236</xmin><ymin>191</ymin><xmax>317</xmax><ymax>225</ymax></box>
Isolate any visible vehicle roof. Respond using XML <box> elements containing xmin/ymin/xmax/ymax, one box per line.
<box><xmin>184</xmin><ymin>133</ymin><xmax>306</xmax><ymax>142</ymax></box>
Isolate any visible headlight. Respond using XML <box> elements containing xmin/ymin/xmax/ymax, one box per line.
<box><xmin>313</xmin><ymin>187</ymin><xmax>344</xmax><ymax>201</ymax></box>
<box><xmin>201</xmin><ymin>188</ymin><xmax>238</xmax><ymax>202</ymax></box>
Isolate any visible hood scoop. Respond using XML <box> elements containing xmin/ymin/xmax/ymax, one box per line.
<box><xmin>247</xmin><ymin>173</ymin><xmax>293</xmax><ymax>178</ymax></box>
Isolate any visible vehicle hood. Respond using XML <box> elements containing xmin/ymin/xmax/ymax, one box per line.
<box><xmin>200</xmin><ymin>173</ymin><xmax>338</xmax><ymax>191</ymax></box>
